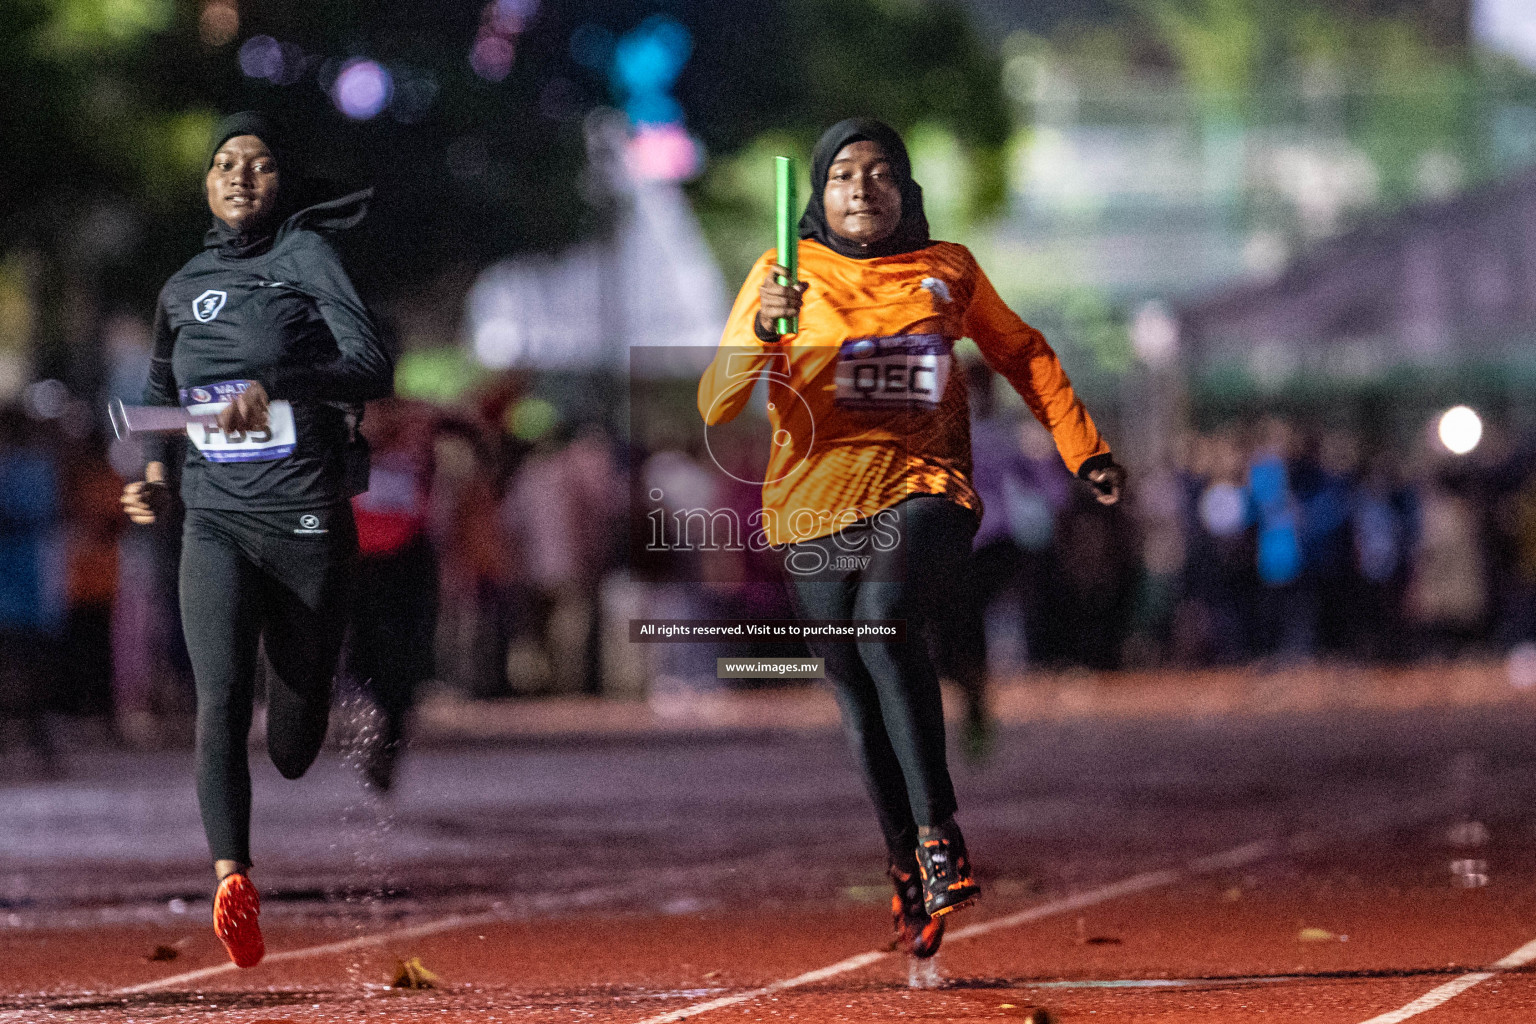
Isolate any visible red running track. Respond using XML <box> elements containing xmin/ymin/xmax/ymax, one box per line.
<box><xmin>6</xmin><ymin>702</ymin><xmax>1536</xmax><ymax>1022</ymax></box>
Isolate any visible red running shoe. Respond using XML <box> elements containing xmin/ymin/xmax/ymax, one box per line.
<box><xmin>213</xmin><ymin>872</ymin><xmax>265</xmax><ymax>968</ymax></box>
<box><xmin>891</xmin><ymin>864</ymin><xmax>946</xmax><ymax>959</ymax></box>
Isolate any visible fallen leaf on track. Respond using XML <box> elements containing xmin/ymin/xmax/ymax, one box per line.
<box><xmin>391</xmin><ymin>956</ymin><xmax>444</xmax><ymax>989</ymax></box>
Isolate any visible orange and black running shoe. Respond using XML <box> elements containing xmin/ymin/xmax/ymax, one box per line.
<box><xmin>213</xmin><ymin>872</ymin><xmax>265</xmax><ymax>968</ymax></box>
<box><xmin>890</xmin><ymin>863</ymin><xmax>945</xmax><ymax>958</ymax></box>
<box><xmin>916</xmin><ymin>820</ymin><xmax>980</xmax><ymax>918</ymax></box>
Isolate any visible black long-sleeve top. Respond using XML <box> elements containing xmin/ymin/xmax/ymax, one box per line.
<box><xmin>143</xmin><ymin>212</ymin><xmax>393</xmax><ymax>512</ymax></box>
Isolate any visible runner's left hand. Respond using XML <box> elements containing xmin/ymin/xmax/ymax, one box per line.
<box><xmin>1087</xmin><ymin>463</ymin><xmax>1126</xmax><ymax>506</ymax></box>
<box><xmin>219</xmin><ymin>381</ymin><xmax>269</xmax><ymax>434</ymax></box>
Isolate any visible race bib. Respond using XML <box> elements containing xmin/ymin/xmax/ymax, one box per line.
<box><xmin>180</xmin><ymin>380</ymin><xmax>296</xmax><ymax>463</ymax></box>
<box><xmin>834</xmin><ymin>333</ymin><xmax>951</xmax><ymax>410</ymax></box>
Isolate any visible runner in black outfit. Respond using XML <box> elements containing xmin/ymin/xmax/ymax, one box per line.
<box><xmin>119</xmin><ymin>112</ymin><xmax>391</xmax><ymax>968</ymax></box>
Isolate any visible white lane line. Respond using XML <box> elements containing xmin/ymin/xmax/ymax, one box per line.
<box><xmin>109</xmin><ymin>909</ymin><xmax>501</xmax><ymax>996</ymax></box>
<box><xmin>101</xmin><ymin>883</ymin><xmax>622</xmax><ymax>999</ymax></box>
<box><xmin>1188</xmin><ymin>840</ymin><xmax>1274</xmax><ymax>874</ymax></box>
<box><xmin>0</xmin><ymin>861</ymin><xmax>1213</xmax><ymax>1024</ymax></box>
<box><xmin>1356</xmin><ymin>936</ymin><xmax>1536</xmax><ymax>1024</ymax></box>
<box><xmin>15</xmin><ymin>842</ymin><xmax>838</xmax><ymax>1010</ymax></box>
<box><xmin>16</xmin><ymin>793</ymin><xmax>1441</xmax><ymax>1022</ymax></box>
<box><xmin>629</xmin><ymin>846</ymin><xmax>1260</xmax><ymax>1024</ymax></box>
<box><xmin>946</xmin><ymin>868</ymin><xmax>1180</xmax><ymax>943</ymax></box>
<box><xmin>628</xmin><ymin>800</ymin><xmax>1455</xmax><ymax>1024</ymax></box>
<box><xmin>628</xmin><ymin>952</ymin><xmax>890</xmax><ymax>1024</ymax></box>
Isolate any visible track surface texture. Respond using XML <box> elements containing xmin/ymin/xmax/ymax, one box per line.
<box><xmin>5</xmin><ymin>694</ymin><xmax>1536</xmax><ymax>1022</ymax></box>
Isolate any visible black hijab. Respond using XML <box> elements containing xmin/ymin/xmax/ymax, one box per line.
<box><xmin>798</xmin><ymin>118</ymin><xmax>930</xmax><ymax>260</ymax></box>
<box><xmin>204</xmin><ymin>111</ymin><xmax>295</xmax><ymax>259</ymax></box>
<box><xmin>203</xmin><ymin>111</ymin><xmax>372</xmax><ymax>259</ymax></box>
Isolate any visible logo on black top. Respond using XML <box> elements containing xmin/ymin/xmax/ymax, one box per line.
<box><xmin>192</xmin><ymin>289</ymin><xmax>227</xmax><ymax>323</ymax></box>
<box><xmin>294</xmin><ymin>512</ymin><xmax>328</xmax><ymax>535</ymax></box>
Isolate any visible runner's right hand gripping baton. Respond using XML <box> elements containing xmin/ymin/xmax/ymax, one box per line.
<box><xmin>775</xmin><ymin>155</ymin><xmax>798</xmax><ymax>336</ymax></box>
<box><xmin>108</xmin><ymin>398</ymin><xmax>219</xmax><ymax>440</ymax></box>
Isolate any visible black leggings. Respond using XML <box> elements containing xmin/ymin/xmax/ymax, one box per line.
<box><xmin>181</xmin><ymin>506</ymin><xmax>354</xmax><ymax>865</ymax></box>
<box><xmin>786</xmin><ymin>494</ymin><xmax>978</xmax><ymax>866</ymax></box>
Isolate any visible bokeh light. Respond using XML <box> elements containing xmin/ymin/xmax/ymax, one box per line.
<box><xmin>470</xmin><ymin>35</ymin><xmax>515</xmax><ymax>82</ymax></box>
<box><xmin>238</xmin><ymin>35</ymin><xmax>282</xmax><ymax>79</ymax></box>
<box><xmin>24</xmin><ymin>379</ymin><xmax>69</xmax><ymax>421</ymax></box>
<box><xmin>1198</xmin><ymin>482</ymin><xmax>1246</xmax><ymax>538</ymax></box>
<box><xmin>625</xmin><ymin>123</ymin><xmax>702</xmax><ymax>182</ymax></box>
<box><xmin>507</xmin><ymin>397</ymin><xmax>559</xmax><ymax>441</ymax></box>
<box><xmin>490</xmin><ymin>0</ymin><xmax>537</xmax><ymax>35</ymax></box>
<box><xmin>470</xmin><ymin>0</ymin><xmax>535</xmax><ymax>82</ymax></box>
<box><xmin>237</xmin><ymin>35</ymin><xmax>306</xmax><ymax>84</ymax></box>
<box><xmin>624</xmin><ymin>93</ymin><xmax>684</xmax><ymax>127</ymax></box>
<box><xmin>198</xmin><ymin>0</ymin><xmax>238</xmax><ymax>47</ymax></box>
<box><xmin>1438</xmin><ymin>405</ymin><xmax>1483</xmax><ymax>455</ymax></box>
<box><xmin>602</xmin><ymin>15</ymin><xmax>701</xmax><ymax>179</ymax></box>
<box><xmin>1131</xmin><ymin>300</ymin><xmax>1178</xmax><ymax>367</ymax></box>
<box><xmin>333</xmin><ymin>59</ymin><xmax>393</xmax><ymax>120</ymax></box>
<box><xmin>611</xmin><ymin>15</ymin><xmax>691</xmax><ymax>98</ymax></box>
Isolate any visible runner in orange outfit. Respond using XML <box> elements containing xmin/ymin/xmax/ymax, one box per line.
<box><xmin>699</xmin><ymin>118</ymin><xmax>1124</xmax><ymax>959</ymax></box>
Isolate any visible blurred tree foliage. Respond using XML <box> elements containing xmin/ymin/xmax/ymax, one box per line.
<box><xmin>1</xmin><ymin>0</ymin><xmax>597</xmax><ymax>353</ymax></box>
<box><xmin>0</xmin><ymin>0</ymin><xmax>205</xmax><ymax>378</ymax></box>
<box><xmin>1024</xmin><ymin>0</ymin><xmax>1536</xmax><ymax>210</ymax></box>
<box><xmin>0</xmin><ymin>0</ymin><xmax>1010</xmax><ymax>380</ymax></box>
<box><xmin>984</xmin><ymin>0</ymin><xmax>1536</xmax><ymax>381</ymax></box>
<box><xmin>684</xmin><ymin>0</ymin><xmax>1010</xmax><ymax>282</ymax></box>
<box><xmin>1130</xmin><ymin>0</ymin><xmax>1493</xmax><ymax>200</ymax></box>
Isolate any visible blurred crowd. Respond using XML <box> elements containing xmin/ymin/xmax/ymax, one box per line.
<box><xmin>4</xmin><ymin>359</ymin><xmax>1536</xmax><ymax>763</ymax></box>
<box><xmin>0</xmin><ymin>368</ymin><xmax>632</xmax><ymax>766</ymax></box>
<box><xmin>1126</xmin><ymin>413</ymin><xmax>1528</xmax><ymax>671</ymax></box>
<box><xmin>944</xmin><ymin>397</ymin><xmax>1536</xmax><ymax>678</ymax></box>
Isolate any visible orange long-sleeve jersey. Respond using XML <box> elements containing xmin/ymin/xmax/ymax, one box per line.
<box><xmin>697</xmin><ymin>239</ymin><xmax>1110</xmax><ymax>546</ymax></box>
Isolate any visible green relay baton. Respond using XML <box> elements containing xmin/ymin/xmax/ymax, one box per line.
<box><xmin>775</xmin><ymin>155</ymin><xmax>798</xmax><ymax>336</ymax></box>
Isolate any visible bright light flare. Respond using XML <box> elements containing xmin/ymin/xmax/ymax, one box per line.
<box><xmin>333</xmin><ymin>59</ymin><xmax>392</xmax><ymax>120</ymax></box>
<box><xmin>1438</xmin><ymin>405</ymin><xmax>1483</xmax><ymax>455</ymax></box>
<box><xmin>625</xmin><ymin>122</ymin><xmax>701</xmax><ymax>182</ymax></box>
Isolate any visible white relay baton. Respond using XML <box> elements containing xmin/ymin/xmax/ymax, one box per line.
<box><xmin>107</xmin><ymin>398</ymin><xmax>220</xmax><ymax>440</ymax></box>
